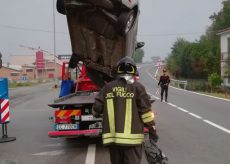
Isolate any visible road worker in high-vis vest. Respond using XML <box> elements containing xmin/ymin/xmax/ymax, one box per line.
<box><xmin>93</xmin><ymin>57</ymin><xmax>158</xmax><ymax>164</ymax></box>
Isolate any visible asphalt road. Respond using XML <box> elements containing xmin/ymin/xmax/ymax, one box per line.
<box><xmin>0</xmin><ymin>64</ymin><xmax>230</xmax><ymax>164</ymax></box>
<box><xmin>140</xmin><ymin>64</ymin><xmax>230</xmax><ymax>164</ymax></box>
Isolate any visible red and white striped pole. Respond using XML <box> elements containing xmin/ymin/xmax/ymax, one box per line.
<box><xmin>0</xmin><ymin>78</ymin><xmax>16</xmax><ymax>143</ymax></box>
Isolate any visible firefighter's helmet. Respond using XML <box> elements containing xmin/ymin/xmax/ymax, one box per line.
<box><xmin>116</xmin><ymin>57</ymin><xmax>137</xmax><ymax>75</ymax></box>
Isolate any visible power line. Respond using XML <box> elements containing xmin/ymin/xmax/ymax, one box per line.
<box><xmin>0</xmin><ymin>24</ymin><xmax>68</xmax><ymax>35</ymax></box>
<box><xmin>0</xmin><ymin>23</ymin><xmax>219</xmax><ymax>37</ymax></box>
<box><xmin>138</xmin><ymin>32</ymin><xmax>205</xmax><ymax>37</ymax></box>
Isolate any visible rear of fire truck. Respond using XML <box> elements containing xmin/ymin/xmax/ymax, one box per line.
<box><xmin>48</xmin><ymin>62</ymin><xmax>102</xmax><ymax>138</ymax></box>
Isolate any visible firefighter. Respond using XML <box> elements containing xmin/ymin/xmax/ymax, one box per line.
<box><xmin>93</xmin><ymin>57</ymin><xmax>158</xmax><ymax>164</ymax></box>
<box><xmin>158</xmin><ymin>68</ymin><xmax>170</xmax><ymax>102</ymax></box>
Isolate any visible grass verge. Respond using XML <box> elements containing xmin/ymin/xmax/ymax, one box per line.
<box><xmin>197</xmin><ymin>91</ymin><xmax>230</xmax><ymax>100</ymax></box>
<box><xmin>9</xmin><ymin>82</ymin><xmax>37</xmax><ymax>88</ymax></box>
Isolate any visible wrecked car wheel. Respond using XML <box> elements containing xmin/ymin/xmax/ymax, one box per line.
<box><xmin>56</xmin><ymin>0</ymin><xmax>66</xmax><ymax>15</ymax></box>
<box><xmin>118</xmin><ymin>10</ymin><xmax>135</xmax><ymax>35</ymax></box>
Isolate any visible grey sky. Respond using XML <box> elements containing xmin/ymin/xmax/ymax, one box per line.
<box><xmin>0</xmin><ymin>0</ymin><xmax>224</xmax><ymax>63</ymax></box>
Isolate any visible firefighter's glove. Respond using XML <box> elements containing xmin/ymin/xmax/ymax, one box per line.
<box><xmin>149</xmin><ymin>126</ymin><xmax>159</xmax><ymax>143</ymax></box>
<box><xmin>149</xmin><ymin>132</ymin><xmax>159</xmax><ymax>143</ymax></box>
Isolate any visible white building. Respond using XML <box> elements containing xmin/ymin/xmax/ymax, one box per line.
<box><xmin>218</xmin><ymin>28</ymin><xmax>230</xmax><ymax>87</ymax></box>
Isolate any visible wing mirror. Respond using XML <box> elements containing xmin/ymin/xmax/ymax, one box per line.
<box><xmin>135</xmin><ymin>42</ymin><xmax>145</xmax><ymax>50</ymax></box>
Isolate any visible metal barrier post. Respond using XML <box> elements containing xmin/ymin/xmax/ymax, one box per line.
<box><xmin>0</xmin><ymin>78</ymin><xmax>16</xmax><ymax>143</ymax></box>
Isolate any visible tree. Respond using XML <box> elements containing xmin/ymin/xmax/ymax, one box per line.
<box><xmin>133</xmin><ymin>48</ymin><xmax>144</xmax><ymax>63</ymax></box>
<box><xmin>166</xmin><ymin>0</ymin><xmax>230</xmax><ymax>79</ymax></box>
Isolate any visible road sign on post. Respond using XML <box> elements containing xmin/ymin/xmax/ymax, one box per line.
<box><xmin>0</xmin><ymin>78</ymin><xmax>10</xmax><ymax>124</ymax></box>
<box><xmin>0</xmin><ymin>78</ymin><xmax>16</xmax><ymax>143</ymax></box>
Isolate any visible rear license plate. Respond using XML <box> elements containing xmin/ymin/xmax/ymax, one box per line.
<box><xmin>55</xmin><ymin>124</ymin><xmax>79</xmax><ymax>130</ymax></box>
<box><xmin>81</xmin><ymin>115</ymin><xmax>102</xmax><ymax>121</ymax></box>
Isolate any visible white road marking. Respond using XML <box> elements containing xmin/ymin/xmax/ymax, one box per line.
<box><xmin>148</xmin><ymin>92</ymin><xmax>160</xmax><ymax>100</ymax></box>
<box><xmin>177</xmin><ymin>107</ymin><xmax>188</xmax><ymax>113</ymax></box>
<box><xmin>85</xmin><ymin>144</ymin><xmax>96</xmax><ymax>164</ymax></box>
<box><xmin>167</xmin><ymin>103</ymin><xmax>177</xmax><ymax>108</ymax></box>
<box><xmin>33</xmin><ymin>150</ymin><xmax>65</xmax><ymax>156</ymax></box>
<box><xmin>188</xmin><ymin>112</ymin><xmax>202</xmax><ymax>119</ymax></box>
<box><xmin>203</xmin><ymin>120</ymin><xmax>230</xmax><ymax>134</ymax></box>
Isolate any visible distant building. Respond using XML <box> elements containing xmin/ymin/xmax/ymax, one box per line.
<box><xmin>0</xmin><ymin>64</ymin><xmax>35</xmax><ymax>82</ymax></box>
<box><xmin>0</xmin><ymin>52</ymin><xmax>64</xmax><ymax>82</ymax></box>
<box><xmin>218</xmin><ymin>28</ymin><xmax>230</xmax><ymax>87</ymax></box>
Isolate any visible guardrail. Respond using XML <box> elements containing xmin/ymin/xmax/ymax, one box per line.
<box><xmin>170</xmin><ymin>79</ymin><xmax>188</xmax><ymax>89</ymax></box>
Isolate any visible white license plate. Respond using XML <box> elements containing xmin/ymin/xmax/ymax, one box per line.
<box><xmin>55</xmin><ymin>124</ymin><xmax>79</xmax><ymax>130</ymax></box>
<box><xmin>81</xmin><ymin>115</ymin><xmax>102</xmax><ymax>121</ymax></box>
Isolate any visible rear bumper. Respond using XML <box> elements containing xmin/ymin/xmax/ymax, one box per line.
<box><xmin>48</xmin><ymin>129</ymin><xmax>101</xmax><ymax>138</ymax></box>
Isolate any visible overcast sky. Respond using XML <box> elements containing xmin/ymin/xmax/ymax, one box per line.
<box><xmin>0</xmin><ymin>0</ymin><xmax>224</xmax><ymax>63</ymax></box>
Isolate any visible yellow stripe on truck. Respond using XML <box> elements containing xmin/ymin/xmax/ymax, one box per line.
<box><xmin>57</xmin><ymin>110</ymin><xmax>66</xmax><ymax>117</ymax></box>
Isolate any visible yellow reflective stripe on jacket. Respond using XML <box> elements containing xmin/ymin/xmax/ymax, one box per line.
<box><xmin>142</xmin><ymin>116</ymin><xmax>154</xmax><ymax>123</ymax></box>
<box><xmin>103</xmin><ymin>137</ymin><xmax>144</xmax><ymax>145</ymax></box>
<box><xmin>141</xmin><ymin>111</ymin><xmax>154</xmax><ymax>119</ymax></box>
<box><xmin>103</xmin><ymin>133</ymin><xmax>144</xmax><ymax>139</ymax></box>
<box><xmin>124</xmin><ymin>99</ymin><xmax>132</xmax><ymax>134</ymax></box>
<box><xmin>106</xmin><ymin>99</ymin><xmax>115</xmax><ymax>134</ymax></box>
<box><xmin>142</xmin><ymin>111</ymin><xmax>154</xmax><ymax>123</ymax></box>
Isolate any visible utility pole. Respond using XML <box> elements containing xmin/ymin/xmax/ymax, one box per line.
<box><xmin>53</xmin><ymin>0</ymin><xmax>57</xmax><ymax>88</ymax></box>
<box><xmin>0</xmin><ymin>52</ymin><xmax>2</xmax><ymax>68</ymax></box>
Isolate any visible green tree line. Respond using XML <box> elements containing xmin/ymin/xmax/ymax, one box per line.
<box><xmin>166</xmin><ymin>0</ymin><xmax>230</xmax><ymax>79</ymax></box>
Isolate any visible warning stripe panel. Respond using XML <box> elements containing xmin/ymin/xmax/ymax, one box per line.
<box><xmin>2</xmin><ymin>105</ymin><xmax>9</xmax><ymax>119</ymax></box>
<box><xmin>64</xmin><ymin>110</ymin><xmax>74</xmax><ymax>117</ymax></box>
<box><xmin>0</xmin><ymin>99</ymin><xmax>10</xmax><ymax>123</ymax></box>
<box><xmin>55</xmin><ymin>110</ymin><xmax>81</xmax><ymax>117</ymax></box>
<box><xmin>1</xmin><ymin>101</ymin><xmax>9</xmax><ymax>114</ymax></box>
<box><xmin>56</xmin><ymin>110</ymin><xmax>66</xmax><ymax>117</ymax></box>
<box><xmin>2</xmin><ymin>112</ymin><xmax>10</xmax><ymax>123</ymax></box>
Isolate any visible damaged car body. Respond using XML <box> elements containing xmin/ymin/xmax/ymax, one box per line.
<box><xmin>57</xmin><ymin>0</ymin><xmax>141</xmax><ymax>87</ymax></box>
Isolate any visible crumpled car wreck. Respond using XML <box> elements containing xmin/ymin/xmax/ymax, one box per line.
<box><xmin>57</xmin><ymin>0</ymin><xmax>142</xmax><ymax>87</ymax></box>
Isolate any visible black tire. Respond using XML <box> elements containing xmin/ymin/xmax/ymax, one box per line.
<box><xmin>143</xmin><ymin>139</ymin><xmax>168</xmax><ymax>164</ymax></box>
<box><xmin>117</xmin><ymin>10</ymin><xmax>135</xmax><ymax>35</ymax></box>
<box><xmin>56</xmin><ymin>0</ymin><xmax>66</xmax><ymax>15</ymax></box>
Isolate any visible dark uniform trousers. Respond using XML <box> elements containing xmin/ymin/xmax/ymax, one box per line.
<box><xmin>109</xmin><ymin>145</ymin><xmax>142</xmax><ymax>164</ymax></box>
<box><xmin>160</xmin><ymin>85</ymin><xmax>168</xmax><ymax>102</ymax></box>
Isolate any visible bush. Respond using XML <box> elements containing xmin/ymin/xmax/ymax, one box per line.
<box><xmin>208</xmin><ymin>73</ymin><xmax>222</xmax><ymax>92</ymax></box>
<box><xmin>186</xmin><ymin>79</ymin><xmax>208</xmax><ymax>92</ymax></box>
